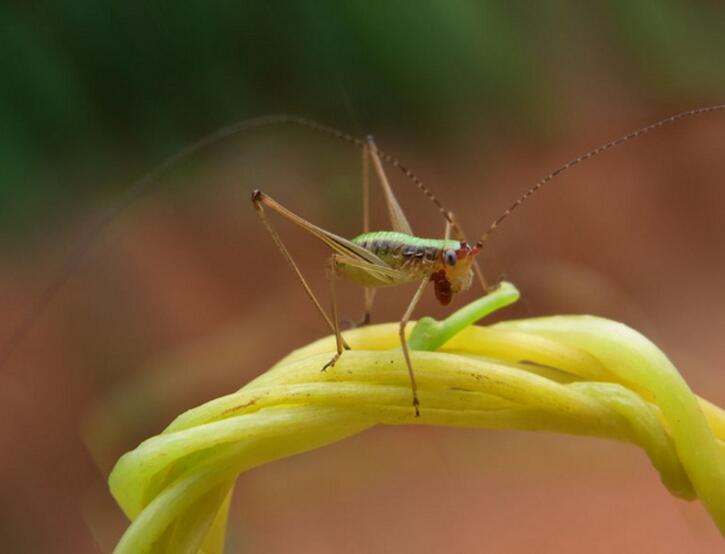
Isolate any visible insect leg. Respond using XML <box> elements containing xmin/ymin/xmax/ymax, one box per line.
<box><xmin>399</xmin><ymin>278</ymin><xmax>429</xmax><ymax>417</ymax></box>
<box><xmin>367</xmin><ymin>136</ymin><xmax>414</xmax><ymax>235</ymax></box>
<box><xmin>362</xmin><ymin>139</ymin><xmax>371</xmax><ymax>234</ymax></box>
<box><xmin>322</xmin><ymin>254</ymin><xmax>349</xmax><ymax>371</ymax></box>
<box><xmin>358</xmin><ymin>141</ymin><xmax>375</xmax><ymax>325</ymax></box>
<box><xmin>252</xmin><ymin>192</ymin><xmax>350</xmax><ymax>349</ymax></box>
<box><xmin>334</xmin><ymin>144</ymin><xmax>376</xmax><ymax>331</ymax></box>
<box><xmin>360</xmin><ymin>288</ymin><xmax>376</xmax><ymax>326</ymax></box>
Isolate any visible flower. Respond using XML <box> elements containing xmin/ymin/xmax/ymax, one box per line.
<box><xmin>108</xmin><ymin>282</ymin><xmax>725</xmax><ymax>553</ymax></box>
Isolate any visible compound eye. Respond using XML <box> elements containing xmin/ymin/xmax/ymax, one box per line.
<box><xmin>444</xmin><ymin>250</ymin><xmax>457</xmax><ymax>266</ymax></box>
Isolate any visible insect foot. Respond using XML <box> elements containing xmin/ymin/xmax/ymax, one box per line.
<box><xmin>321</xmin><ymin>352</ymin><xmax>342</xmax><ymax>372</ymax></box>
<box><xmin>341</xmin><ymin>313</ymin><xmax>371</xmax><ymax>330</ymax></box>
<box><xmin>413</xmin><ymin>396</ymin><xmax>421</xmax><ymax>418</ymax></box>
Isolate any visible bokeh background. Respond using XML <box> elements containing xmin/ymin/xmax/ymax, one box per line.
<box><xmin>2</xmin><ymin>2</ymin><xmax>725</xmax><ymax>552</ymax></box>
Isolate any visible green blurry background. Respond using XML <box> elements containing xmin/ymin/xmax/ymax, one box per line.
<box><xmin>2</xmin><ymin>2</ymin><xmax>725</xmax><ymax>553</ymax></box>
<box><xmin>3</xmin><ymin>2</ymin><xmax>725</xmax><ymax>237</ymax></box>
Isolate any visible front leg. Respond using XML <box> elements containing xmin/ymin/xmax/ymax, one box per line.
<box><xmin>398</xmin><ymin>278</ymin><xmax>429</xmax><ymax>417</ymax></box>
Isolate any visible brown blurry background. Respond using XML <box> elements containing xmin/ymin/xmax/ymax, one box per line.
<box><xmin>2</xmin><ymin>2</ymin><xmax>725</xmax><ymax>553</ymax></box>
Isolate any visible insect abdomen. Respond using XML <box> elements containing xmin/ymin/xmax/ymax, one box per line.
<box><xmin>340</xmin><ymin>231</ymin><xmax>460</xmax><ymax>289</ymax></box>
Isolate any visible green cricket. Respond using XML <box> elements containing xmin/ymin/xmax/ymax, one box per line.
<box><xmin>251</xmin><ymin>136</ymin><xmax>486</xmax><ymax>417</ymax></box>
<box><xmin>250</xmin><ymin>105</ymin><xmax>725</xmax><ymax>416</ymax></box>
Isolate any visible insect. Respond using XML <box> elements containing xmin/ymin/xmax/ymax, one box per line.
<box><xmin>250</xmin><ymin>136</ymin><xmax>486</xmax><ymax>417</ymax></box>
<box><xmin>2</xmin><ymin>106</ymin><xmax>724</xmax><ymax>416</ymax></box>
<box><xmin>249</xmin><ymin>105</ymin><xmax>725</xmax><ymax>416</ymax></box>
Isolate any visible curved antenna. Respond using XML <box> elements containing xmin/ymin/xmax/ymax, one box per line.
<box><xmin>0</xmin><ymin>114</ymin><xmax>449</xmax><ymax>368</ymax></box>
<box><xmin>479</xmin><ymin>104</ymin><xmax>725</xmax><ymax>246</ymax></box>
<box><xmin>290</xmin><ymin>117</ymin><xmax>453</xmax><ymax>223</ymax></box>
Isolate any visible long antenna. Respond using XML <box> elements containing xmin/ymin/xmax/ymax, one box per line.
<box><xmin>0</xmin><ymin>114</ymin><xmax>448</xmax><ymax>368</ymax></box>
<box><xmin>287</xmin><ymin>117</ymin><xmax>453</xmax><ymax>223</ymax></box>
<box><xmin>479</xmin><ymin>104</ymin><xmax>725</xmax><ymax>245</ymax></box>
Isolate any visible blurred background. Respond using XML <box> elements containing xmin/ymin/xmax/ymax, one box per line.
<box><xmin>2</xmin><ymin>2</ymin><xmax>725</xmax><ymax>552</ymax></box>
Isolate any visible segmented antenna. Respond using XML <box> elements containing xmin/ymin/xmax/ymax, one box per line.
<box><xmin>284</xmin><ymin>117</ymin><xmax>453</xmax><ymax>223</ymax></box>
<box><xmin>0</xmin><ymin>114</ymin><xmax>448</xmax><ymax>368</ymax></box>
<box><xmin>479</xmin><ymin>104</ymin><xmax>725</xmax><ymax>246</ymax></box>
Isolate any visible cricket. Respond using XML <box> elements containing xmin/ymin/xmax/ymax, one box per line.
<box><xmin>2</xmin><ymin>106</ymin><xmax>725</xmax><ymax>419</ymax></box>
<box><xmin>250</xmin><ymin>134</ymin><xmax>486</xmax><ymax>417</ymax></box>
<box><xmin>249</xmin><ymin>105</ymin><xmax>725</xmax><ymax>416</ymax></box>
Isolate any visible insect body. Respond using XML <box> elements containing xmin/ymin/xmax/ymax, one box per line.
<box><xmin>342</xmin><ymin>231</ymin><xmax>480</xmax><ymax>305</ymax></box>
